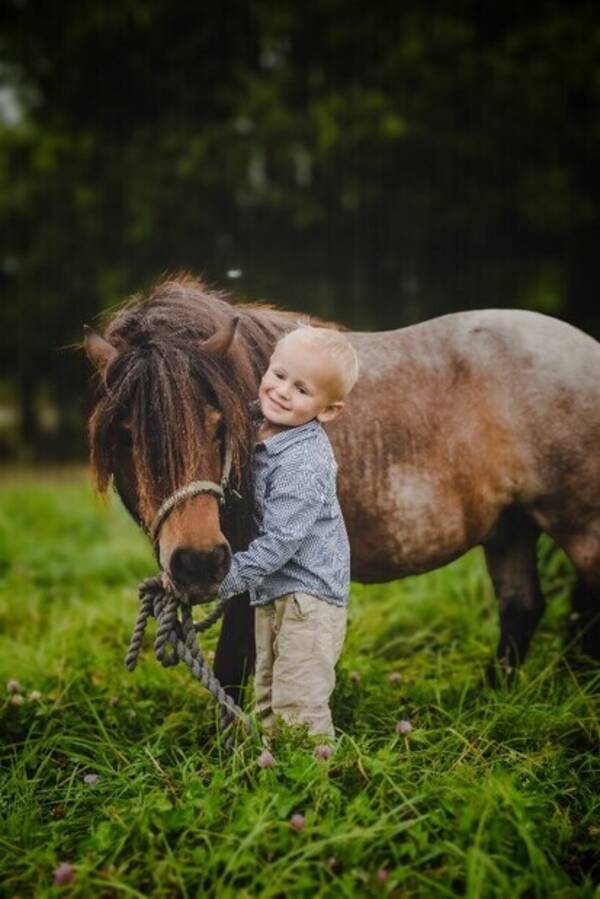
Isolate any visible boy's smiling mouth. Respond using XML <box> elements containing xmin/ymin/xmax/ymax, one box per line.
<box><xmin>266</xmin><ymin>395</ymin><xmax>289</xmax><ymax>412</ymax></box>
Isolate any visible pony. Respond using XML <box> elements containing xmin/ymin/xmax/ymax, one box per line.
<box><xmin>85</xmin><ymin>275</ymin><xmax>600</xmax><ymax>695</ymax></box>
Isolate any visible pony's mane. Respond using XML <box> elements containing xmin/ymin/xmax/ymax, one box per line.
<box><xmin>88</xmin><ymin>275</ymin><xmax>303</xmax><ymax>528</ymax></box>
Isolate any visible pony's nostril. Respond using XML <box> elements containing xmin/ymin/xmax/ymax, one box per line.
<box><xmin>170</xmin><ymin>548</ymin><xmax>202</xmax><ymax>586</ymax></box>
<box><xmin>170</xmin><ymin>545</ymin><xmax>231</xmax><ymax>587</ymax></box>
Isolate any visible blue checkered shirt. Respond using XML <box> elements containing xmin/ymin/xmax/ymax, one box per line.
<box><xmin>218</xmin><ymin>420</ymin><xmax>350</xmax><ymax>607</ymax></box>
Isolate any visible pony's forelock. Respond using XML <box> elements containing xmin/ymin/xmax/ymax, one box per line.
<box><xmin>88</xmin><ymin>276</ymin><xmax>294</xmax><ymax>525</ymax></box>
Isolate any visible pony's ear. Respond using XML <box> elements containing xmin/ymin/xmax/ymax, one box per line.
<box><xmin>84</xmin><ymin>325</ymin><xmax>118</xmax><ymax>374</ymax></box>
<box><xmin>201</xmin><ymin>315</ymin><xmax>240</xmax><ymax>358</ymax></box>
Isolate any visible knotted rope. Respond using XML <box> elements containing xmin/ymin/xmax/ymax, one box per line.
<box><xmin>125</xmin><ymin>576</ymin><xmax>251</xmax><ymax>746</ymax></box>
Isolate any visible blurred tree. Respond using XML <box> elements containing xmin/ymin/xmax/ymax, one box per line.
<box><xmin>0</xmin><ymin>0</ymin><xmax>258</xmax><ymax>455</ymax></box>
<box><xmin>0</xmin><ymin>0</ymin><xmax>598</xmax><ymax>457</ymax></box>
<box><xmin>217</xmin><ymin>2</ymin><xmax>600</xmax><ymax>327</ymax></box>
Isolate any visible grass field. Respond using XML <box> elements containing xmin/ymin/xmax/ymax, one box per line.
<box><xmin>0</xmin><ymin>471</ymin><xmax>598</xmax><ymax>898</ymax></box>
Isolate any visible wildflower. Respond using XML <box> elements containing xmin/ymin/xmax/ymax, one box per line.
<box><xmin>327</xmin><ymin>855</ymin><xmax>341</xmax><ymax>873</ymax></box>
<box><xmin>10</xmin><ymin>693</ymin><xmax>24</xmax><ymax>705</ymax></box>
<box><xmin>29</xmin><ymin>690</ymin><xmax>43</xmax><ymax>701</ymax></box>
<box><xmin>376</xmin><ymin>866</ymin><xmax>390</xmax><ymax>883</ymax></box>
<box><xmin>314</xmin><ymin>744</ymin><xmax>333</xmax><ymax>760</ymax></box>
<box><xmin>349</xmin><ymin>670</ymin><xmax>361</xmax><ymax>683</ymax></box>
<box><xmin>83</xmin><ymin>773</ymin><xmax>101</xmax><ymax>785</ymax></box>
<box><xmin>290</xmin><ymin>813</ymin><xmax>305</xmax><ymax>832</ymax></box>
<box><xmin>395</xmin><ymin>719</ymin><xmax>413</xmax><ymax>735</ymax></box>
<box><xmin>53</xmin><ymin>862</ymin><xmax>75</xmax><ymax>885</ymax></box>
<box><xmin>7</xmin><ymin>679</ymin><xmax>21</xmax><ymax>694</ymax></box>
<box><xmin>108</xmin><ymin>695</ymin><xmax>119</xmax><ymax>708</ymax></box>
<box><xmin>257</xmin><ymin>749</ymin><xmax>275</xmax><ymax>769</ymax></box>
<box><xmin>387</xmin><ymin>671</ymin><xmax>402</xmax><ymax>684</ymax></box>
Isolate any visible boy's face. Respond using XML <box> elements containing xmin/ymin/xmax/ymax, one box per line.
<box><xmin>259</xmin><ymin>337</ymin><xmax>344</xmax><ymax>432</ymax></box>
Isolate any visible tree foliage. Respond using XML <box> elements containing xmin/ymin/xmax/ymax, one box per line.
<box><xmin>0</xmin><ymin>1</ymin><xmax>598</xmax><ymax>455</ymax></box>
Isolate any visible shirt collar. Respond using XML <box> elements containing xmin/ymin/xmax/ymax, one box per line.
<box><xmin>256</xmin><ymin>419</ymin><xmax>323</xmax><ymax>456</ymax></box>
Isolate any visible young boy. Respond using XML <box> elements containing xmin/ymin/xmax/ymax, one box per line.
<box><xmin>218</xmin><ymin>325</ymin><xmax>359</xmax><ymax>737</ymax></box>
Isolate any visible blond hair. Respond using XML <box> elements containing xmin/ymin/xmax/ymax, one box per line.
<box><xmin>276</xmin><ymin>325</ymin><xmax>360</xmax><ymax>399</ymax></box>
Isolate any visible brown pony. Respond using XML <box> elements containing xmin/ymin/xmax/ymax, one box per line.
<box><xmin>85</xmin><ymin>276</ymin><xmax>600</xmax><ymax>695</ymax></box>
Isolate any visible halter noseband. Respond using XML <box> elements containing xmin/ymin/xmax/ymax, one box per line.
<box><xmin>148</xmin><ymin>438</ymin><xmax>240</xmax><ymax>544</ymax></box>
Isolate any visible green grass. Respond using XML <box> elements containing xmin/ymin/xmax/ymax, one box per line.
<box><xmin>0</xmin><ymin>471</ymin><xmax>598</xmax><ymax>898</ymax></box>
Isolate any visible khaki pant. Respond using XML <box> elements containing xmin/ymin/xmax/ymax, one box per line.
<box><xmin>254</xmin><ymin>593</ymin><xmax>347</xmax><ymax>737</ymax></box>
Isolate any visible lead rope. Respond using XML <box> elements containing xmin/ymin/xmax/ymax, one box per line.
<box><xmin>125</xmin><ymin>576</ymin><xmax>251</xmax><ymax>747</ymax></box>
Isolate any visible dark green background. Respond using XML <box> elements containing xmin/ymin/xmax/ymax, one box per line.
<box><xmin>1</xmin><ymin>1</ymin><xmax>598</xmax><ymax>459</ymax></box>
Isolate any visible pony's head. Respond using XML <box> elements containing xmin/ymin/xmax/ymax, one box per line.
<box><xmin>85</xmin><ymin>277</ymin><xmax>270</xmax><ymax>598</ymax></box>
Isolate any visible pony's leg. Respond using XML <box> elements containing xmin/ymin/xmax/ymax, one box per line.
<box><xmin>562</xmin><ymin>533</ymin><xmax>600</xmax><ymax>660</ymax></box>
<box><xmin>483</xmin><ymin>508</ymin><xmax>544</xmax><ymax>678</ymax></box>
<box><xmin>213</xmin><ymin>592</ymin><xmax>256</xmax><ymax>706</ymax></box>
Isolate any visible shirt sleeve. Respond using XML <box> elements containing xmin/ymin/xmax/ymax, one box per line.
<box><xmin>218</xmin><ymin>464</ymin><xmax>324</xmax><ymax>600</ymax></box>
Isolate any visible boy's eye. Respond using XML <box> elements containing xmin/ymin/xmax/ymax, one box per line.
<box><xmin>297</xmin><ymin>386</ymin><xmax>308</xmax><ymax>395</ymax></box>
<box><xmin>274</xmin><ymin>371</ymin><xmax>284</xmax><ymax>379</ymax></box>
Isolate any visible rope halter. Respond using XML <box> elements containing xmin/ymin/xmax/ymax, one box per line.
<box><xmin>147</xmin><ymin>437</ymin><xmax>241</xmax><ymax>544</ymax></box>
<box><xmin>125</xmin><ymin>577</ymin><xmax>252</xmax><ymax>747</ymax></box>
<box><xmin>126</xmin><ymin>433</ymin><xmax>251</xmax><ymax>746</ymax></box>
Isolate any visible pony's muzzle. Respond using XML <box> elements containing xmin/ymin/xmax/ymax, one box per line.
<box><xmin>169</xmin><ymin>544</ymin><xmax>231</xmax><ymax>593</ymax></box>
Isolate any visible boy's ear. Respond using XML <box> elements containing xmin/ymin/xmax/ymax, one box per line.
<box><xmin>317</xmin><ymin>401</ymin><xmax>344</xmax><ymax>423</ymax></box>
